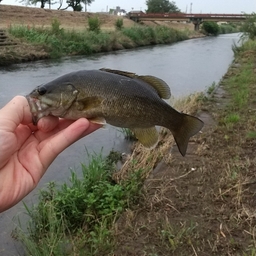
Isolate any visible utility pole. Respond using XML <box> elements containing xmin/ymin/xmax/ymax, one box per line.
<box><xmin>190</xmin><ymin>2</ymin><xmax>193</xmax><ymax>13</ymax></box>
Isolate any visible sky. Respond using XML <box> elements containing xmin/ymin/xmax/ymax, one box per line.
<box><xmin>3</xmin><ymin>0</ymin><xmax>256</xmax><ymax>14</ymax></box>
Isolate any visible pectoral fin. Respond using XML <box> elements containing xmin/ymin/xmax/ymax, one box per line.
<box><xmin>76</xmin><ymin>96</ymin><xmax>105</xmax><ymax>125</ymax></box>
<box><xmin>77</xmin><ymin>96</ymin><xmax>103</xmax><ymax>111</ymax></box>
<box><xmin>89</xmin><ymin>117</ymin><xmax>107</xmax><ymax>125</ymax></box>
<box><xmin>131</xmin><ymin>127</ymin><xmax>159</xmax><ymax>149</ymax></box>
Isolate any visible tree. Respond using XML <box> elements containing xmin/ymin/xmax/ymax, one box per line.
<box><xmin>20</xmin><ymin>0</ymin><xmax>56</xmax><ymax>9</ymax></box>
<box><xmin>64</xmin><ymin>0</ymin><xmax>94</xmax><ymax>11</ymax></box>
<box><xmin>146</xmin><ymin>0</ymin><xmax>180</xmax><ymax>13</ymax></box>
<box><xmin>202</xmin><ymin>21</ymin><xmax>220</xmax><ymax>36</ymax></box>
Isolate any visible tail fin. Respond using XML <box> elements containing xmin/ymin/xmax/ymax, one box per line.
<box><xmin>172</xmin><ymin>114</ymin><xmax>204</xmax><ymax>156</ymax></box>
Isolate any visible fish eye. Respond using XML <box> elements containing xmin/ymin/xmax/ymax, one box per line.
<box><xmin>37</xmin><ymin>86</ymin><xmax>47</xmax><ymax>96</ymax></box>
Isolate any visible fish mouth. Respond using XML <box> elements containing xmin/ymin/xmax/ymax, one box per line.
<box><xmin>26</xmin><ymin>95</ymin><xmax>47</xmax><ymax>125</ymax></box>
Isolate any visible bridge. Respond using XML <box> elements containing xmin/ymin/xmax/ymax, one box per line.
<box><xmin>128</xmin><ymin>12</ymin><xmax>246</xmax><ymax>30</ymax></box>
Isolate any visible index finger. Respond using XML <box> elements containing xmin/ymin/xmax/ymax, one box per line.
<box><xmin>0</xmin><ymin>96</ymin><xmax>33</xmax><ymax>132</ymax></box>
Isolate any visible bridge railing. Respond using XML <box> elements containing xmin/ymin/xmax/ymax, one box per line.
<box><xmin>128</xmin><ymin>12</ymin><xmax>247</xmax><ymax>20</ymax></box>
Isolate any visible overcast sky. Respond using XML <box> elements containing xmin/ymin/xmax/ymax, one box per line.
<box><xmin>3</xmin><ymin>0</ymin><xmax>256</xmax><ymax>14</ymax></box>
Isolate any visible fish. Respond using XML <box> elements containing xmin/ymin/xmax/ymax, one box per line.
<box><xmin>26</xmin><ymin>68</ymin><xmax>204</xmax><ymax>156</ymax></box>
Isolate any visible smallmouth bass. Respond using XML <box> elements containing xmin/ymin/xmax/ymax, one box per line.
<box><xmin>26</xmin><ymin>68</ymin><xmax>204</xmax><ymax>156</ymax></box>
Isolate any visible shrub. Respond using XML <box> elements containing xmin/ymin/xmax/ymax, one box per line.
<box><xmin>88</xmin><ymin>16</ymin><xmax>101</xmax><ymax>33</ymax></box>
<box><xmin>50</xmin><ymin>18</ymin><xmax>63</xmax><ymax>35</ymax></box>
<box><xmin>241</xmin><ymin>12</ymin><xmax>256</xmax><ymax>40</ymax></box>
<box><xmin>115</xmin><ymin>18</ymin><xmax>124</xmax><ymax>30</ymax></box>
<box><xmin>202</xmin><ymin>21</ymin><xmax>220</xmax><ymax>36</ymax></box>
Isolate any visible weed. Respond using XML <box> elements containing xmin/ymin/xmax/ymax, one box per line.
<box><xmin>115</xmin><ymin>18</ymin><xmax>123</xmax><ymax>30</ymax></box>
<box><xmin>246</xmin><ymin>131</ymin><xmax>256</xmax><ymax>139</ymax></box>
<box><xmin>219</xmin><ymin>23</ymin><xmax>241</xmax><ymax>34</ymax></box>
<box><xmin>88</xmin><ymin>16</ymin><xmax>101</xmax><ymax>33</ymax></box>
<box><xmin>122</xmin><ymin>25</ymin><xmax>188</xmax><ymax>46</ymax></box>
<box><xmin>15</xmin><ymin>151</ymin><xmax>144</xmax><ymax>255</ymax></box>
<box><xmin>241</xmin><ymin>12</ymin><xmax>256</xmax><ymax>40</ymax></box>
<box><xmin>159</xmin><ymin>220</ymin><xmax>198</xmax><ymax>252</ymax></box>
<box><xmin>202</xmin><ymin>21</ymin><xmax>220</xmax><ymax>36</ymax></box>
<box><xmin>118</xmin><ymin>128</ymin><xmax>137</xmax><ymax>141</ymax></box>
<box><xmin>50</xmin><ymin>18</ymin><xmax>63</xmax><ymax>35</ymax></box>
<box><xmin>224</xmin><ymin>113</ymin><xmax>240</xmax><ymax>126</ymax></box>
<box><xmin>8</xmin><ymin>24</ymin><xmax>189</xmax><ymax>60</ymax></box>
<box><xmin>207</xmin><ymin>81</ymin><xmax>216</xmax><ymax>95</ymax></box>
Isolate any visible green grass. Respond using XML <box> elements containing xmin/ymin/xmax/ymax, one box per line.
<box><xmin>122</xmin><ymin>25</ymin><xmax>188</xmax><ymax>46</ymax></box>
<box><xmin>224</xmin><ymin>113</ymin><xmax>240</xmax><ymax>124</ymax></box>
<box><xmin>219</xmin><ymin>23</ymin><xmax>241</xmax><ymax>34</ymax></box>
<box><xmin>159</xmin><ymin>220</ymin><xmax>198</xmax><ymax>252</ymax></box>
<box><xmin>115</xmin><ymin>18</ymin><xmax>124</xmax><ymax>30</ymax></box>
<box><xmin>15</xmin><ymin>151</ymin><xmax>144</xmax><ymax>255</ymax></box>
<box><xmin>8</xmin><ymin>19</ymin><xmax>189</xmax><ymax>59</ymax></box>
<box><xmin>246</xmin><ymin>131</ymin><xmax>256</xmax><ymax>139</ymax></box>
<box><xmin>207</xmin><ymin>81</ymin><xmax>216</xmax><ymax>95</ymax></box>
<box><xmin>88</xmin><ymin>16</ymin><xmax>101</xmax><ymax>33</ymax></box>
<box><xmin>220</xmin><ymin>44</ymin><xmax>256</xmax><ymax>122</ymax></box>
<box><xmin>118</xmin><ymin>128</ymin><xmax>137</xmax><ymax>141</ymax></box>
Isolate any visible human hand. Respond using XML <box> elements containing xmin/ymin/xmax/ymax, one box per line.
<box><xmin>0</xmin><ymin>96</ymin><xmax>101</xmax><ymax>212</ymax></box>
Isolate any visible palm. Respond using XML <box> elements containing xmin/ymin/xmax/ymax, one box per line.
<box><xmin>0</xmin><ymin>96</ymin><xmax>100</xmax><ymax>212</ymax></box>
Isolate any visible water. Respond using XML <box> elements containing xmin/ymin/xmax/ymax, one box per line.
<box><xmin>0</xmin><ymin>33</ymin><xmax>241</xmax><ymax>255</ymax></box>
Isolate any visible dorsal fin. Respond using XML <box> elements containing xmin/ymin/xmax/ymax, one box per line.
<box><xmin>137</xmin><ymin>75</ymin><xmax>171</xmax><ymax>99</ymax></box>
<box><xmin>100</xmin><ymin>68</ymin><xmax>136</xmax><ymax>78</ymax></box>
<box><xmin>100</xmin><ymin>68</ymin><xmax>171</xmax><ymax>99</ymax></box>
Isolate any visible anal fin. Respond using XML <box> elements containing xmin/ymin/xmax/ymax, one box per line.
<box><xmin>131</xmin><ymin>127</ymin><xmax>159</xmax><ymax>149</ymax></box>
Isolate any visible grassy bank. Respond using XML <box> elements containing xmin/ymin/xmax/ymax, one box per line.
<box><xmin>6</xmin><ymin>19</ymin><xmax>189</xmax><ymax>61</ymax></box>
<box><xmin>219</xmin><ymin>22</ymin><xmax>241</xmax><ymax>34</ymax></box>
<box><xmin>14</xmin><ymin>151</ymin><xmax>145</xmax><ymax>255</ymax></box>
<box><xmin>1</xmin><ymin>17</ymin><xmax>242</xmax><ymax>66</ymax></box>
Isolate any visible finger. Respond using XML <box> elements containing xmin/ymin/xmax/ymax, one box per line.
<box><xmin>36</xmin><ymin>119</ymin><xmax>101</xmax><ymax>149</ymax></box>
<box><xmin>0</xmin><ymin>96</ymin><xmax>33</xmax><ymax>132</ymax></box>
<box><xmin>79</xmin><ymin>122</ymin><xmax>102</xmax><ymax>138</ymax></box>
<box><xmin>20</xmin><ymin>119</ymin><xmax>101</xmax><ymax>183</ymax></box>
<box><xmin>34</xmin><ymin>118</ymin><xmax>80</xmax><ymax>142</ymax></box>
<box><xmin>37</xmin><ymin>116</ymin><xmax>59</xmax><ymax>133</ymax></box>
<box><xmin>39</xmin><ymin>118</ymin><xmax>92</xmax><ymax>168</ymax></box>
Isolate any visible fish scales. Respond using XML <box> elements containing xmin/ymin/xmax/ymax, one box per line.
<box><xmin>26</xmin><ymin>69</ymin><xmax>204</xmax><ymax>156</ymax></box>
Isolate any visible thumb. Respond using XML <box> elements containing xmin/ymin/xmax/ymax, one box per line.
<box><xmin>0</xmin><ymin>96</ymin><xmax>33</xmax><ymax>132</ymax></box>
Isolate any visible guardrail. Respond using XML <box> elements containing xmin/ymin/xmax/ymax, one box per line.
<box><xmin>128</xmin><ymin>12</ymin><xmax>247</xmax><ymax>21</ymax></box>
